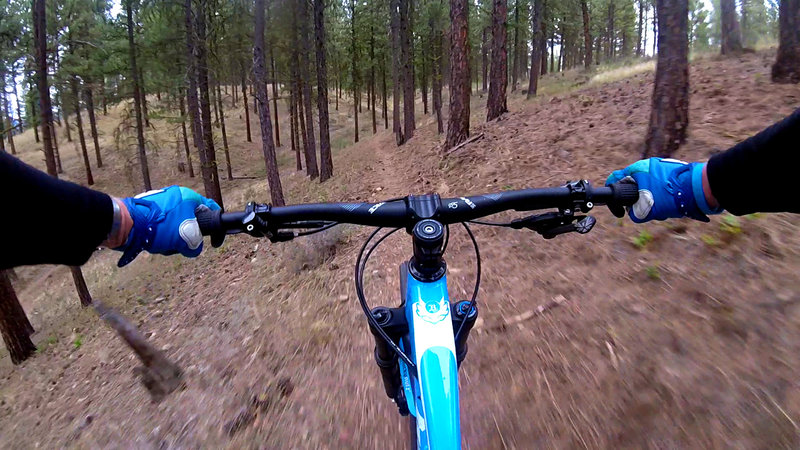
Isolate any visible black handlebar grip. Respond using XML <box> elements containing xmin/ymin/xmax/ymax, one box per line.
<box><xmin>607</xmin><ymin>180</ymin><xmax>639</xmax><ymax>218</ymax></box>
<box><xmin>195</xmin><ymin>207</ymin><xmax>226</xmax><ymax>248</ymax></box>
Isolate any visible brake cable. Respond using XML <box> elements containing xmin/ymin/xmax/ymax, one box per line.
<box><xmin>355</xmin><ymin>227</ymin><xmax>417</xmax><ymax>369</ymax></box>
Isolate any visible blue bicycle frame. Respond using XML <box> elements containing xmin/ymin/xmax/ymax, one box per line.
<box><xmin>399</xmin><ymin>266</ymin><xmax>461</xmax><ymax>449</ymax></box>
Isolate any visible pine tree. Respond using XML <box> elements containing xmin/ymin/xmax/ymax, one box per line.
<box><xmin>445</xmin><ymin>0</ymin><xmax>470</xmax><ymax>149</ymax></box>
<box><xmin>487</xmin><ymin>0</ymin><xmax>508</xmax><ymax>121</ymax></box>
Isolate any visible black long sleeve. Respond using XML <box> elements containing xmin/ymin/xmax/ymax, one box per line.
<box><xmin>0</xmin><ymin>152</ymin><xmax>113</xmax><ymax>269</ymax></box>
<box><xmin>707</xmin><ymin>108</ymin><xmax>800</xmax><ymax>216</ymax></box>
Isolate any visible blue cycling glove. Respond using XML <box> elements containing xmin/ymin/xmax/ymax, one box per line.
<box><xmin>115</xmin><ymin>186</ymin><xmax>221</xmax><ymax>267</ymax></box>
<box><xmin>606</xmin><ymin>158</ymin><xmax>722</xmax><ymax>223</ymax></box>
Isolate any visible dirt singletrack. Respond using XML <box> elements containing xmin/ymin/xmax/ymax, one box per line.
<box><xmin>1</xmin><ymin>50</ymin><xmax>800</xmax><ymax>448</ymax></box>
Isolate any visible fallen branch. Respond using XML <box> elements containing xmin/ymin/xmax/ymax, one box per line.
<box><xmin>488</xmin><ymin>295</ymin><xmax>567</xmax><ymax>331</ymax></box>
<box><xmin>93</xmin><ymin>299</ymin><xmax>185</xmax><ymax>402</ymax></box>
<box><xmin>444</xmin><ymin>133</ymin><xmax>485</xmax><ymax>156</ymax></box>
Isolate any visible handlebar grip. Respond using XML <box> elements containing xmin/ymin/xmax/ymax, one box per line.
<box><xmin>607</xmin><ymin>180</ymin><xmax>639</xmax><ymax>218</ymax></box>
<box><xmin>195</xmin><ymin>207</ymin><xmax>226</xmax><ymax>248</ymax></box>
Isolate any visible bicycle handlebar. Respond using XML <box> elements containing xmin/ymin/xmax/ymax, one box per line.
<box><xmin>196</xmin><ymin>180</ymin><xmax>638</xmax><ymax>244</ymax></box>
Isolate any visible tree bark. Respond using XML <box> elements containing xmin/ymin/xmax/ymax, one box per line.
<box><xmin>636</xmin><ymin>0</ymin><xmax>644</xmax><ymax>56</ymax></box>
<box><xmin>0</xmin><ymin>77</ymin><xmax>15</xmax><ymax>155</ymax></box>
<box><xmin>195</xmin><ymin>0</ymin><xmax>223</xmax><ymax>206</ymax></box>
<box><xmin>84</xmin><ymin>84</ymin><xmax>102</xmax><ymax>167</ymax></box>
<box><xmin>298</xmin><ymin>0</ymin><xmax>319</xmax><ymax>179</ymax></box>
<box><xmin>720</xmin><ymin>0</ymin><xmax>744</xmax><ymax>55</ymax></box>
<box><xmin>178</xmin><ymin>91</ymin><xmax>194</xmax><ymax>177</ymax></box>
<box><xmin>291</xmin><ymin>87</ymin><xmax>303</xmax><ymax>171</ymax></box>
<box><xmin>270</xmin><ymin>50</ymin><xmax>281</xmax><ymax>148</ymax></box>
<box><xmin>139</xmin><ymin>67</ymin><xmax>150</xmax><ymax>128</ymax></box>
<box><xmin>71</xmin><ymin>76</ymin><xmax>94</xmax><ymax>186</ymax></box>
<box><xmin>487</xmin><ymin>0</ymin><xmax>508</xmax><ymax>121</ymax></box>
<box><xmin>512</xmin><ymin>0</ymin><xmax>520</xmax><ymax>92</ymax></box>
<box><xmin>771</xmin><ymin>0</ymin><xmax>800</xmax><ymax>83</ymax></box>
<box><xmin>445</xmin><ymin>0</ymin><xmax>470</xmax><ymax>149</ymax></box>
<box><xmin>400</xmin><ymin>0</ymin><xmax>415</xmax><ymax>138</ymax></box>
<box><xmin>33</xmin><ymin>0</ymin><xmax>57</xmax><ymax>176</ymax></box>
<box><xmin>315</xmin><ymin>0</ymin><xmax>333</xmax><ymax>181</ymax></box>
<box><xmin>391</xmin><ymin>0</ymin><xmax>405</xmax><ymax>144</ymax></box>
<box><xmin>70</xmin><ymin>266</ymin><xmax>92</xmax><ymax>307</ymax></box>
<box><xmin>126</xmin><ymin>0</ymin><xmax>152</xmax><ymax>191</ymax></box>
<box><xmin>350</xmin><ymin>0</ymin><xmax>360</xmax><ymax>144</ymax></box>
<box><xmin>644</xmin><ymin>0</ymin><xmax>689</xmax><ymax>158</ymax></box>
<box><xmin>381</xmin><ymin>62</ymin><xmax>389</xmax><ymax>130</ymax></box>
<box><xmin>63</xmin><ymin>98</ymin><xmax>73</xmax><ymax>142</ymax></box>
<box><xmin>481</xmin><ymin>27</ymin><xmax>489</xmax><ymax>92</ymax></box>
<box><xmin>50</xmin><ymin>122</ymin><xmax>63</xmax><ymax>174</ymax></box>
<box><xmin>0</xmin><ymin>270</ymin><xmax>35</xmax><ymax>365</ymax></box>
<box><xmin>581</xmin><ymin>0</ymin><xmax>592</xmax><ymax>69</ymax></box>
<box><xmin>254</xmin><ymin>0</ymin><xmax>286</xmax><ymax>205</ymax></box>
<box><xmin>215</xmin><ymin>81</ymin><xmax>232</xmax><ymax>180</ymax></box>
<box><xmin>370</xmin><ymin>26</ymin><xmax>378</xmax><ymax>133</ymax></box>
<box><xmin>241</xmin><ymin>71</ymin><xmax>252</xmax><ymax>142</ymax></box>
<box><xmin>101</xmin><ymin>77</ymin><xmax>108</xmax><ymax>115</ymax></box>
<box><xmin>430</xmin><ymin>13</ymin><xmax>444</xmax><ymax>134</ymax></box>
<box><xmin>527</xmin><ymin>0</ymin><xmax>544</xmax><ymax>98</ymax></box>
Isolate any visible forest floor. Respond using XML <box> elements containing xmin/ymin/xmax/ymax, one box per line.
<box><xmin>2</xmin><ymin>49</ymin><xmax>800</xmax><ymax>448</ymax></box>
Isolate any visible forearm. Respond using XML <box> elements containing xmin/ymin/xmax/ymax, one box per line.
<box><xmin>706</xmin><ymin>108</ymin><xmax>800</xmax><ymax>215</ymax></box>
<box><xmin>0</xmin><ymin>152</ymin><xmax>114</xmax><ymax>269</ymax></box>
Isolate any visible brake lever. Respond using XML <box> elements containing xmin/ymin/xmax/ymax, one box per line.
<box><xmin>509</xmin><ymin>212</ymin><xmax>596</xmax><ymax>239</ymax></box>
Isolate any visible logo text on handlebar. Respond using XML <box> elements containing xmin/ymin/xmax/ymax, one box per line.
<box><xmin>368</xmin><ymin>202</ymin><xmax>385</xmax><ymax>214</ymax></box>
<box><xmin>460</xmin><ymin>197</ymin><xmax>477</xmax><ymax>209</ymax></box>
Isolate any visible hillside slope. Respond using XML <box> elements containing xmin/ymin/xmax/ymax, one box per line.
<box><xmin>1</xmin><ymin>50</ymin><xmax>799</xmax><ymax>448</ymax></box>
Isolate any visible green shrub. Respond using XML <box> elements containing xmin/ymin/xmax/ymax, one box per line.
<box><xmin>631</xmin><ymin>229</ymin><xmax>654</xmax><ymax>249</ymax></box>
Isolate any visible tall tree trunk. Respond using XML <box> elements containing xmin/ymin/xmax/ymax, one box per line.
<box><xmin>1</xmin><ymin>77</ymin><xmax>15</xmax><ymax>155</ymax></box>
<box><xmin>195</xmin><ymin>0</ymin><xmax>223</xmax><ymax>206</ymax></box>
<box><xmin>63</xmin><ymin>99</ymin><xmax>73</xmax><ymax>142</ymax></box>
<box><xmin>400</xmin><ymin>0</ymin><xmax>415</xmax><ymax>138</ymax></box>
<box><xmin>84</xmin><ymin>84</ymin><xmax>102</xmax><ymax>167</ymax></box>
<box><xmin>381</xmin><ymin>62</ymin><xmax>389</xmax><ymax>130</ymax></box>
<box><xmin>33</xmin><ymin>0</ymin><xmax>57</xmax><ymax>175</ymax></box>
<box><xmin>126</xmin><ymin>0</ymin><xmax>152</xmax><ymax>191</ymax></box>
<box><xmin>581</xmin><ymin>0</ymin><xmax>592</xmax><ymax>69</ymax></box>
<box><xmin>50</xmin><ymin>123</ymin><xmax>63</xmax><ymax>174</ymax></box>
<box><xmin>607</xmin><ymin>1</ymin><xmax>616</xmax><ymax>59</ymax></box>
<box><xmin>254</xmin><ymin>0</ymin><xmax>285</xmax><ymax>205</ymax></box>
<box><xmin>644</xmin><ymin>0</ymin><xmax>689</xmax><ymax>158</ymax></box>
<box><xmin>139</xmin><ymin>67</ymin><xmax>150</xmax><ymax>127</ymax></box>
<box><xmin>70</xmin><ymin>266</ymin><xmax>92</xmax><ymax>307</ymax></box>
<box><xmin>652</xmin><ymin>6</ymin><xmax>658</xmax><ymax>55</ymax></box>
<box><xmin>298</xmin><ymin>0</ymin><xmax>319</xmax><ymax>179</ymax></box>
<box><xmin>178</xmin><ymin>91</ymin><xmax>194</xmax><ymax>177</ymax></box>
<box><xmin>271</xmin><ymin>50</ymin><xmax>281</xmax><ymax>147</ymax></box>
<box><xmin>71</xmin><ymin>77</ymin><xmax>94</xmax><ymax>186</ymax></box>
<box><xmin>487</xmin><ymin>0</ymin><xmax>508</xmax><ymax>121</ymax></box>
<box><xmin>35</xmin><ymin>0</ymin><xmax>93</xmax><ymax>311</ymax></box>
<box><xmin>370</xmin><ymin>26</ymin><xmax>378</xmax><ymax>133</ymax></box>
<box><xmin>315</xmin><ymin>0</ymin><xmax>333</xmax><ymax>181</ymax></box>
<box><xmin>14</xmin><ymin>70</ymin><xmax>24</xmax><ymax>133</ymax></box>
<box><xmin>445</xmin><ymin>0</ymin><xmax>470</xmax><ymax>148</ymax></box>
<box><xmin>391</xmin><ymin>0</ymin><xmax>405</xmax><ymax>144</ymax></box>
<box><xmin>101</xmin><ymin>77</ymin><xmax>108</xmax><ymax>115</ymax></box>
<box><xmin>720</xmin><ymin>0</ymin><xmax>743</xmax><ymax>54</ymax></box>
<box><xmin>771</xmin><ymin>0</ymin><xmax>800</xmax><ymax>83</ymax></box>
<box><xmin>216</xmin><ymin>82</ymin><xmax>232</xmax><ymax>180</ymax></box>
<box><xmin>291</xmin><ymin>86</ymin><xmax>303</xmax><ymax>171</ymax></box>
<box><xmin>527</xmin><ymin>0</ymin><xmax>544</xmax><ymax>98</ymax></box>
<box><xmin>0</xmin><ymin>271</ymin><xmax>35</xmax><ymax>365</ymax></box>
<box><xmin>636</xmin><ymin>0</ymin><xmax>644</xmax><ymax>56</ymax></box>
<box><xmin>350</xmin><ymin>0</ymin><xmax>360</xmax><ymax>143</ymax></box>
<box><xmin>481</xmin><ymin>27</ymin><xmax>489</xmax><ymax>92</ymax></box>
<box><xmin>431</xmin><ymin>14</ymin><xmax>444</xmax><ymax>134</ymax></box>
<box><xmin>512</xmin><ymin>0</ymin><xmax>520</xmax><ymax>92</ymax></box>
<box><xmin>541</xmin><ymin>0</ymin><xmax>548</xmax><ymax>76</ymax></box>
<box><xmin>241</xmin><ymin>71</ymin><xmax>252</xmax><ymax>142</ymax></box>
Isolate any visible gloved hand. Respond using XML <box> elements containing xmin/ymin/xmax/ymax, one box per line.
<box><xmin>606</xmin><ymin>158</ymin><xmax>721</xmax><ymax>223</ymax></box>
<box><xmin>115</xmin><ymin>186</ymin><xmax>221</xmax><ymax>267</ymax></box>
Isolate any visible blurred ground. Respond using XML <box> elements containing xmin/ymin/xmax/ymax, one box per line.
<box><xmin>1</xmin><ymin>49</ymin><xmax>799</xmax><ymax>448</ymax></box>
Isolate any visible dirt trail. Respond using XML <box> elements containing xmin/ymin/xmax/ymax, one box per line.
<box><xmin>1</xmin><ymin>50</ymin><xmax>799</xmax><ymax>449</ymax></box>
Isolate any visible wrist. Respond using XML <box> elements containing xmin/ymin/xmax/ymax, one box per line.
<box><xmin>692</xmin><ymin>163</ymin><xmax>722</xmax><ymax>215</ymax></box>
<box><xmin>102</xmin><ymin>198</ymin><xmax>133</xmax><ymax>248</ymax></box>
